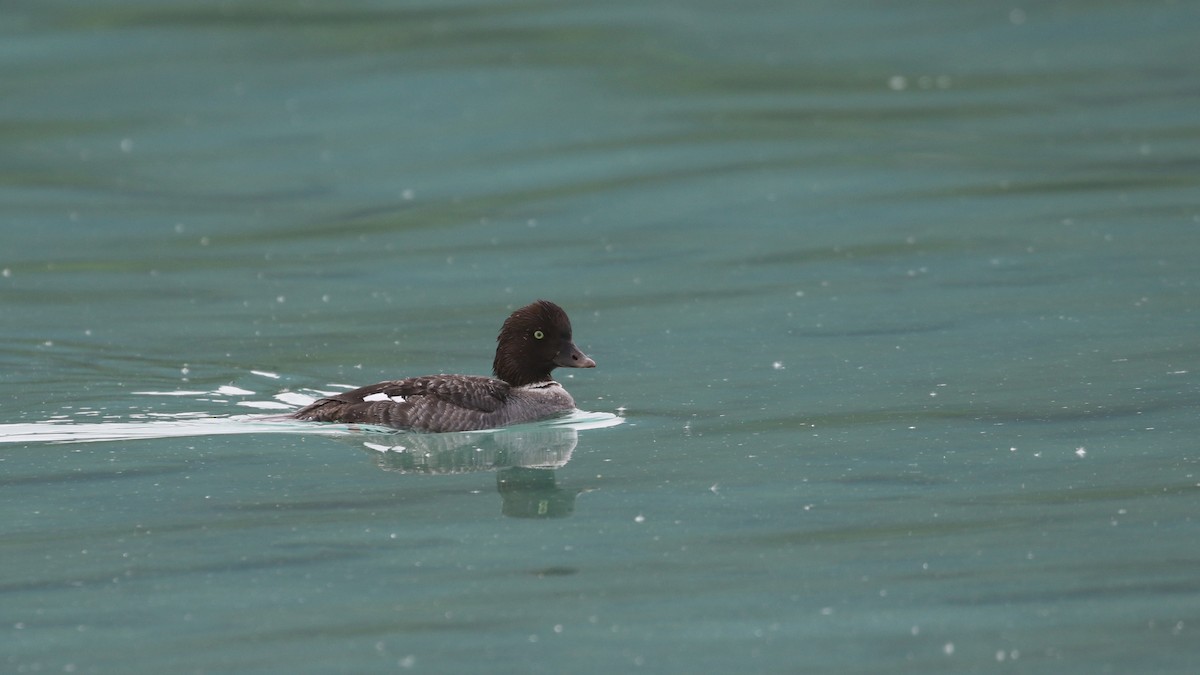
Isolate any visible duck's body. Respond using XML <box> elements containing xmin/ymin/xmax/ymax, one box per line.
<box><xmin>292</xmin><ymin>375</ymin><xmax>577</xmax><ymax>433</ymax></box>
<box><xmin>291</xmin><ymin>300</ymin><xmax>595</xmax><ymax>432</ymax></box>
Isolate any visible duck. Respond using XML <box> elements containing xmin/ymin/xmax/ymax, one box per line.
<box><xmin>291</xmin><ymin>300</ymin><xmax>596</xmax><ymax>432</ymax></box>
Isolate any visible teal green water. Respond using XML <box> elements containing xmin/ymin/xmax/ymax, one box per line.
<box><xmin>4</xmin><ymin>1</ymin><xmax>1200</xmax><ymax>673</ymax></box>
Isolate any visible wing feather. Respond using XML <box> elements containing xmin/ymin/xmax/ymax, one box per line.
<box><xmin>327</xmin><ymin>375</ymin><xmax>509</xmax><ymax>413</ymax></box>
<box><xmin>292</xmin><ymin>375</ymin><xmax>513</xmax><ymax>430</ymax></box>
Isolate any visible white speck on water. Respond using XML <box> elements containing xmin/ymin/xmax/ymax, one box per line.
<box><xmin>251</xmin><ymin>370</ymin><xmax>279</xmax><ymax>379</ymax></box>
<box><xmin>119</xmin><ymin>137</ymin><xmax>133</xmax><ymax>153</ymax></box>
<box><xmin>943</xmin><ymin>642</ymin><xmax>955</xmax><ymax>656</ymax></box>
<box><xmin>633</xmin><ymin>514</ymin><xmax>645</xmax><ymax>523</ymax></box>
<box><xmin>2</xmin><ymin>268</ymin><xmax>12</xmax><ymax>278</ymax></box>
<box><xmin>401</xmin><ymin>188</ymin><xmax>415</xmax><ymax>200</ymax></box>
<box><xmin>888</xmin><ymin>75</ymin><xmax>908</xmax><ymax>91</ymax></box>
<box><xmin>772</xmin><ymin>361</ymin><xmax>785</xmax><ymax>370</ymax></box>
<box><xmin>1075</xmin><ymin>446</ymin><xmax>1087</xmax><ymax>458</ymax></box>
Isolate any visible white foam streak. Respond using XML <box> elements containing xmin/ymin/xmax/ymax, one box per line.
<box><xmin>0</xmin><ymin>415</ymin><xmax>357</xmax><ymax>445</ymax></box>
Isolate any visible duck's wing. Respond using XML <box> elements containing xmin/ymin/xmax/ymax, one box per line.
<box><xmin>291</xmin><ymin>375</ymin><xmax>511</xmax><ymax>431</ymax></box>
<box><xmin>329</xmin><ymin>375</ymin><xmax>510</xmax><ymax>412</ymax></box>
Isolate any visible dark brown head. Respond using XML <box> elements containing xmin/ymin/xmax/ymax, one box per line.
<box><xmin>492</xmin><ymin>300</ymin><xmax>596</xmax><ymax>386</ymax></box>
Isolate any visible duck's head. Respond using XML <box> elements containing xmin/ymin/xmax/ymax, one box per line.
<box><xmin>492</xmin><ymin>300</ymin><xmax>595</xmax><ymax>387</ymax></box>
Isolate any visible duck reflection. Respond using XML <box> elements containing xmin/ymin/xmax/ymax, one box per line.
<box><xmin>362</xmin><ymin>427</ymin><xmax>587</xmax><ymax>518</ymax></box>
<box><xmin>495</xmin><ymin>467</ymin><xmax>579</xmax><ymax>519</ymax></box>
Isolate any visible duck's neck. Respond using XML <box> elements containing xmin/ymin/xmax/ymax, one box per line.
<box><xmin>493</xmin><ymin>355</ymin><xmax>552</xmax><ymax>388</ymax></box>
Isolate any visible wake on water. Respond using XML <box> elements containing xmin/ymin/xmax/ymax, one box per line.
<box><xmin>0</xmin><ymin>382</ymin><xmax>623</xmax><ymax>446</ymax></box>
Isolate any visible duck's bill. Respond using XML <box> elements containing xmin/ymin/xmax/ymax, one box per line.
<box><xmin>555</xmin><ymin>342</ymin><xmax>596</xmax><ymax>368</ymax></box>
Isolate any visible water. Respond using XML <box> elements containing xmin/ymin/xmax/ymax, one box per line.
<box><xmin>4</xmin><ymin>1</ymin><xmax>1199</xmax><ymax>672</ymax></box>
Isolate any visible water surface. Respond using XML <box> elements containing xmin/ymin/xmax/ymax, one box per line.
<box><xmin>3</xmin><ymin>1</ymin><xmax>1199</xmax><ymax>673</ymax></box>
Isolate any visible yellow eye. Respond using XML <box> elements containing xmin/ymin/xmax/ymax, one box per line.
<box><xmin>533</xmin><ymin>330</ymin><xmax>545</xmax><ymax>340</ymax></box>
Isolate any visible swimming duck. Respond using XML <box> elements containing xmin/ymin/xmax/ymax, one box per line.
<box><xmin>291</xmin><ymin>300</ymin><xmax>595</xmax><ymax>432</ymax></box>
